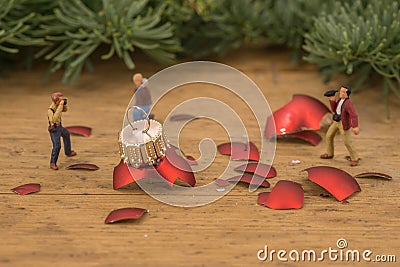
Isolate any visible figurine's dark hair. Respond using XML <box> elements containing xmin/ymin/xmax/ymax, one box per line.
<box><xmin>341</xmin><ymin>85</ymin><xmax>351</xmax><ymax>97</ymax></box>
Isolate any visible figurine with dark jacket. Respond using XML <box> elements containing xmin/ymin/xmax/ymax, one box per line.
<box><xmin>48</xmin><ymin>92</ymin><xmax>76</xmax><ymax>170</ymax></box>
<box><xmin>320</xmin><ymin>85</ymin><xmax>360</xmax><ymax>166</ymax></box>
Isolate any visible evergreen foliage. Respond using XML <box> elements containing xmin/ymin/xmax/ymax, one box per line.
<box><xmin>303</xmin><ymin>0</ymin><xmax>400</xmax><ymax>117</ymax></box>
<box><xmin>0</xmin><ymin>0</ymin><xmax>399</xmax><ymax>114</ymax></box>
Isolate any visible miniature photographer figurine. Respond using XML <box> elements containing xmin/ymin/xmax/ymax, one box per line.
<box><xmin>47</xmin><ymin>92</ymin><xmax>76</xmax><ymax>170</ymax></box>
<box><xmin>320</xmin><ymin>86</ymin><xmax>360</xmax><ymax>166</ymax></box>
<box><xmin>132</xmin><ymin>73</ymin><xmax>152</xmax><ymax>121</ymax></box>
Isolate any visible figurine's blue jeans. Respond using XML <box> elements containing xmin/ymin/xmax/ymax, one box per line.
<box><xmin>133</xmin><ymin>105</ymin><xmax>150</xmax><ymax>121</ymax></box>
<box><xmin>49</xmin><ymin>124</ymin><xmax>72</xmax><ymax>164</ymax></box>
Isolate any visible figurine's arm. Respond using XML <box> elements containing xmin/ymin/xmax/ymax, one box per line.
<box><xmin>51</xmin><ymin>104</ymin><xmax>64</xmax><ymax>124</ymax></box>
<box><xmin>347</xmin><ymin>101</ymin><xmax>359</xmax><ymax>135</ymax></box>
<box><xmin>329</xmin><ymin>98</ymin><xmax>337</xmax><ymax>113</ymax></box>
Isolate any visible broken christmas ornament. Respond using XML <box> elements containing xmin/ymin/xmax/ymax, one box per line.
<box><xmin>118</xmin><ymin>106</ymin><xmax>169</xmax><ymax>168</ymax></box>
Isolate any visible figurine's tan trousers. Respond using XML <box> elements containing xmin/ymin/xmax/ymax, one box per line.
<box><xmin>325</xmin><ymin>121</ymin><xmax>359</xmax><ymax>160</ymax></box>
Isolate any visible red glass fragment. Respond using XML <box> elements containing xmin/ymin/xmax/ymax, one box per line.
<box><xmin>341</xmin><ymin>200</ymin><xmax>350</xmax><ymax>204</ymax></box>
<box><xmin>155</xmin><ymin>147</ymin><xmax>196</xmax><ymax>186</ymax></box>
<box><xmin>263</xmin><ymin>180</ymin><xmax>304</xmax><ymax>210</ymax></box>
<box><xmin>257</xmin><ymin>192</ymin><xmax>270</xmax><ymax>206</ymax></box>
<box><xmin>65</xmin><ymin>126</ymin><xmax>92</xmax><ymax>137</ymax></box>
<box><xmin>217</xmin><ymin>142</ymin><xmax>260</xmax><ymax>161</ymax></box>
<box><xmin>265</xmin><ymin>94</ymin><xmax>329</xmax><ymax>139</ymax></box>
<box><xmin>104</xmin><ymin>208</ymin><xmax>147</xmax><ymax>224</ymax></box>
<box><xmin>234</xmin><ymin>163</ymin><xmax>277</xmax><ymax>178</ymax></box>
<box><xmin>169</xmin><ymin>114</ymin><xmax>195</xmax><ymax>121</ymax></box>
<box><xmin>304</xmin><ymin>166</ymin><xmax>361</xmax><ymax>201</ymax></box>
<box><xmin>354</xmin><ymin>172</ymin><xmax>392</xmax><ymax>180</ymax></box>
<box><xmin>66</xmin><ymin>163</ymin><xmax>99</xmax><ymax>170</ymax></box>
<box><xmin>227</xmin><ymin>174</ymin><xmax>270</xmax><ymax>188</ymax></box>
<box><xmin>283</xmin><ymin>130</ymin><xmax>322</xmax><ymax>146</ymax></box>
<box><xmin>214</xmin><ymin>178</ymin><xmax>231</xmax><ymax>187</ymax></box>
<box><xmin>186</xmin><ymin>155</ymin><xmax>198</xmax><ymax>166</ymax></box>
<box><xmin>113</xmin><ymin>160</ymin><xmax>159</xmax><ymax>189</ymax></box>
<box><xmin>11</xmin><ymin>183</ymin><xmax>40</xmax><ymax>195</ymax></box>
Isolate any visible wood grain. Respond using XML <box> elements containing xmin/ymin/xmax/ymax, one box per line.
<box><xmin>0</xmin><ymin>48</ymin><xmax>399</xmax><ymax>266</ymax></box>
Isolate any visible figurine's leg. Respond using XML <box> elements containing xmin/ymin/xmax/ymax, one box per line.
<box><xmin>61</xmin><ymin>126</ymin><xmax>72</xmax><ymax>155</ymax></box>
<box><xmin>325</xmin><ymin>122</ymin><xmax>339</xmax><ymax>157</ymax></box>
<box><xmin>50</xmin><ymin>127</ymin><xmax>62</xmax><ymax>164</ymax></box>
<box><xmin>340</xmin><ymin>127</ymin><xmax>359</xmax><ymax>161</ymax></box>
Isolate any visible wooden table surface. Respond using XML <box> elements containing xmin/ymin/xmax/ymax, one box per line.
<box><xmin>0</xmin><ymin>48</ymin><xmax>399</xmax><ymax>266</ymax></box>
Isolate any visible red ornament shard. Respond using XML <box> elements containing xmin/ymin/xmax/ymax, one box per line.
<box><xmin>282</xmin><ymin>130</ymin><xmax>322</xmax><ymax>146</ymax></box>
<box><xmin>186</xmin><ymin>155</ymin><xmax>198</xmax><ymax>166</ymax></box>
<box><xmin>169</xmin><ymin>114</ymin><xmax>195</xmax><ymax>121</ymax></box>
<box><xmin>265</xmin><ymin>94</ymin><xmax>329</xmax><ymax>139</ymax></box>
<box><xmin>11</xmin><ymin>183</ymin><xmax>41</xmax><ymax>195</ymax></box>
<box><xmin>104</xmin><ymin>208</ymin><xmax>147</xmax><ymax>224</ymax></box>
<box><xmin>304</xmin><ymin>166</ymin><xmax>361</xmax><ymax>201</ymax></box>
<box><xmin>257</xmin><ymin>192</ymin><xmax>270</xmax><ymax>205</ymax></box>
<box><xmin>155</xmin><ymin>147</ymin><xmax>196</xmax><ymax>186</ymax></box>
<box><xmin>234</xmin><ymin>163</ymin><xmax>277</xmax><ymax>178</ymax></box>
<box><xmin>113</xmin><ymin>160</ymin><xmax>159</xmax><ymax>189</ymax></box>
<box><xmin>217</xmin><ymin>142</ymin><xmax>260</xmax><ymax>161</ymax></box>
<box><xmin>354</xmin><ymin>172</ymin><xmax>392</xmax><ymax>180</ymax></box>
<box><xmin>227</xmin><ymin>174</ymin><xmax>270</xmax><ymax>188</ymax></box>
<box><xmin>214</xmin><ymin>178</ymin><xmax>231</xmax><ymax>187</ymax></box>
<box><xmin>66</xmin><ymin>163</ymin><xmax>99</xmax><ymax>170</ymax></box>
<box><xmin>65</xmin><ymin>126</ymin><xmax>92</xmax><ymax>137</ymax></box>
<box><xmin>263</xmin><ymin>180</ymin><xmax>304</xmax><ymax>210</ymax></box>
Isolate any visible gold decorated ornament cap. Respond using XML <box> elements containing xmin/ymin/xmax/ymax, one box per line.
<box><xmin>118</xmin><ymin>106</ymin><xmax>169</xmax><ymax>168</ymax></box>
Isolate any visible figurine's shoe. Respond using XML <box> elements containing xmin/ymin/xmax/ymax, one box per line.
<box><xmin>66</xmin><ymin>151</ymin><xmax>77</xmax><ymax>157</ymax></box>
<box><xmin>320</xmin><ymin>153</ymin><xmax>333</xmax><ymax>159</ymax></box>
<box><xmin>345</xmin><ymin>156</ymin><xmax>361</xmax><ymax>162</ymax></box>
<box><xmin>50</xmin><ymin>163</ymin><xmax>58</xmax><ymax>170</ymax></box>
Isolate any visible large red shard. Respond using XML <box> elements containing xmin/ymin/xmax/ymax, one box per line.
<box><xmin>304</xmin><ymin>166</ymin><xmax>361</xmax><ymax>201</ymax></box>
<box><xmin>265</xmin><ymin>94</ymin><xmax>329</xmax><ymax>139</ymax></box>
<box><xmin>261</xmin><ymin>180</ymin><xmax>304</xmax><ymax>210</ymax></box>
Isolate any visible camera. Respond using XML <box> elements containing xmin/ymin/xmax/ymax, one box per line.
<box><xmin>324</xmin><ymin>89</ymin><xmax>338</xmax><ymax>97</ymax></box>
<box><xmin>332</xmin><ymin>113</ymin><xmax>341</xmax><ymax>122</ymax></box>
<box><xmin>63</xmin><ymin>98</ymin><xmax>67</xmax><ymax>105</ymax></box>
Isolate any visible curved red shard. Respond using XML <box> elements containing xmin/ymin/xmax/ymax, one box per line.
<box><xmin>113</xmin><ymin>160</ymin><xmax>159</xmax><ymax>189</ymax></box>
<box><xmin>65</xmin><ymin>126</ymin><xmax>92</xmax><ymax>137</ymax></box>
<box><xmin>66</xmin><ymin>163</ymin><xmax>99</xmax><ymax>170</ymax></box>
<box><xmin>354</xmin><ymin>172</ymin><xmax>392</xmax><ymax>180</ymax></box>
<box><xmin>304</xmin><ymin>166</ymin><xmax>361</xmax><ymax>201</ymax></box>
<box><xmin>155</xmin><ymin>148</ymin><xmax>196</xmax><ymax>187</ymax></box>
<box><xmin>104</xmin><ymin>208</ymin><xmax>147</xmax><ymax>224</ymax></box>
<box><xmin>186</xmin><ymin>155</ymin><xmax>198</xmax><ymax>166</ymax></box>
<box><xmin>265</xmin><ymin>94</ymin><xmax>329</xmax><ymax>139</ymax></box>
<box><xmin>235</xmin><ymin>163</ymin><xmax>277</xmax><ymax>178</ymax></box>
<box><xmin>282</xmin><ymin>130</ymin><xmax>322</xmax><ymax>146</ymax></box>
<box><xmin>227</xmin><ymin>174</ymin><xmax>270</xmax><ymax>188</ymax></box>
<box><xmin>169</xmin><ymin>114</ymin><xmax>195</xmax><ymax>121</ymax></box>
<box><xmin>257</xmin><ymin>192</ymin><xmax>270</xmax><ymax>206</ymax></box>
<box><xmin>263</xmin><ymin>180</ymin><xmax>304</xmax><ymax>210</ymax></box>
<box><xmin>217</xmin><ymin>142</ymin><xmax>260</xmax><ymax>161</ymax></box>
<box><xmin>214</xmin><ymin>178</ymin><xmax>231</xmax><ymax>187</ymax></box>
<box><xmin>11</xmin><ymin>183</ymin><xmax>41</xmax><ymax>195</ymax></box>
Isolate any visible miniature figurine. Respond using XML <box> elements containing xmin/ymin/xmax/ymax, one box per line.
<box><xmin>132</xmin><ymin>73</ymin><xmax>152</xmax><ymax>121</ymax></box>
<box><xmin>47</xmin><ymin>92</ymin><xmax>76</xmax><ymax>170</ymax></box>
<box><xmin>320</xmin><ymin>85</ymin><xmax>360</xmax><ymax>166</ymax></box>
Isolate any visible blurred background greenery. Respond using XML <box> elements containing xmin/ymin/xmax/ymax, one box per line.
<box><xmin>1</xmin><ymin>0</ymin><xmax>399</xmax><ymax>116</ymax></box>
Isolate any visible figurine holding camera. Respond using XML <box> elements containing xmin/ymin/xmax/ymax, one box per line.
<box><xmin>320</xmin><ymin>86</ymin><xmax>360</xmax><ymax>166</ymax></box>
<box><xmin>47</xmin><ymin>92</ymin><xmax>76</xmax><ymax>170</ymax></box>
